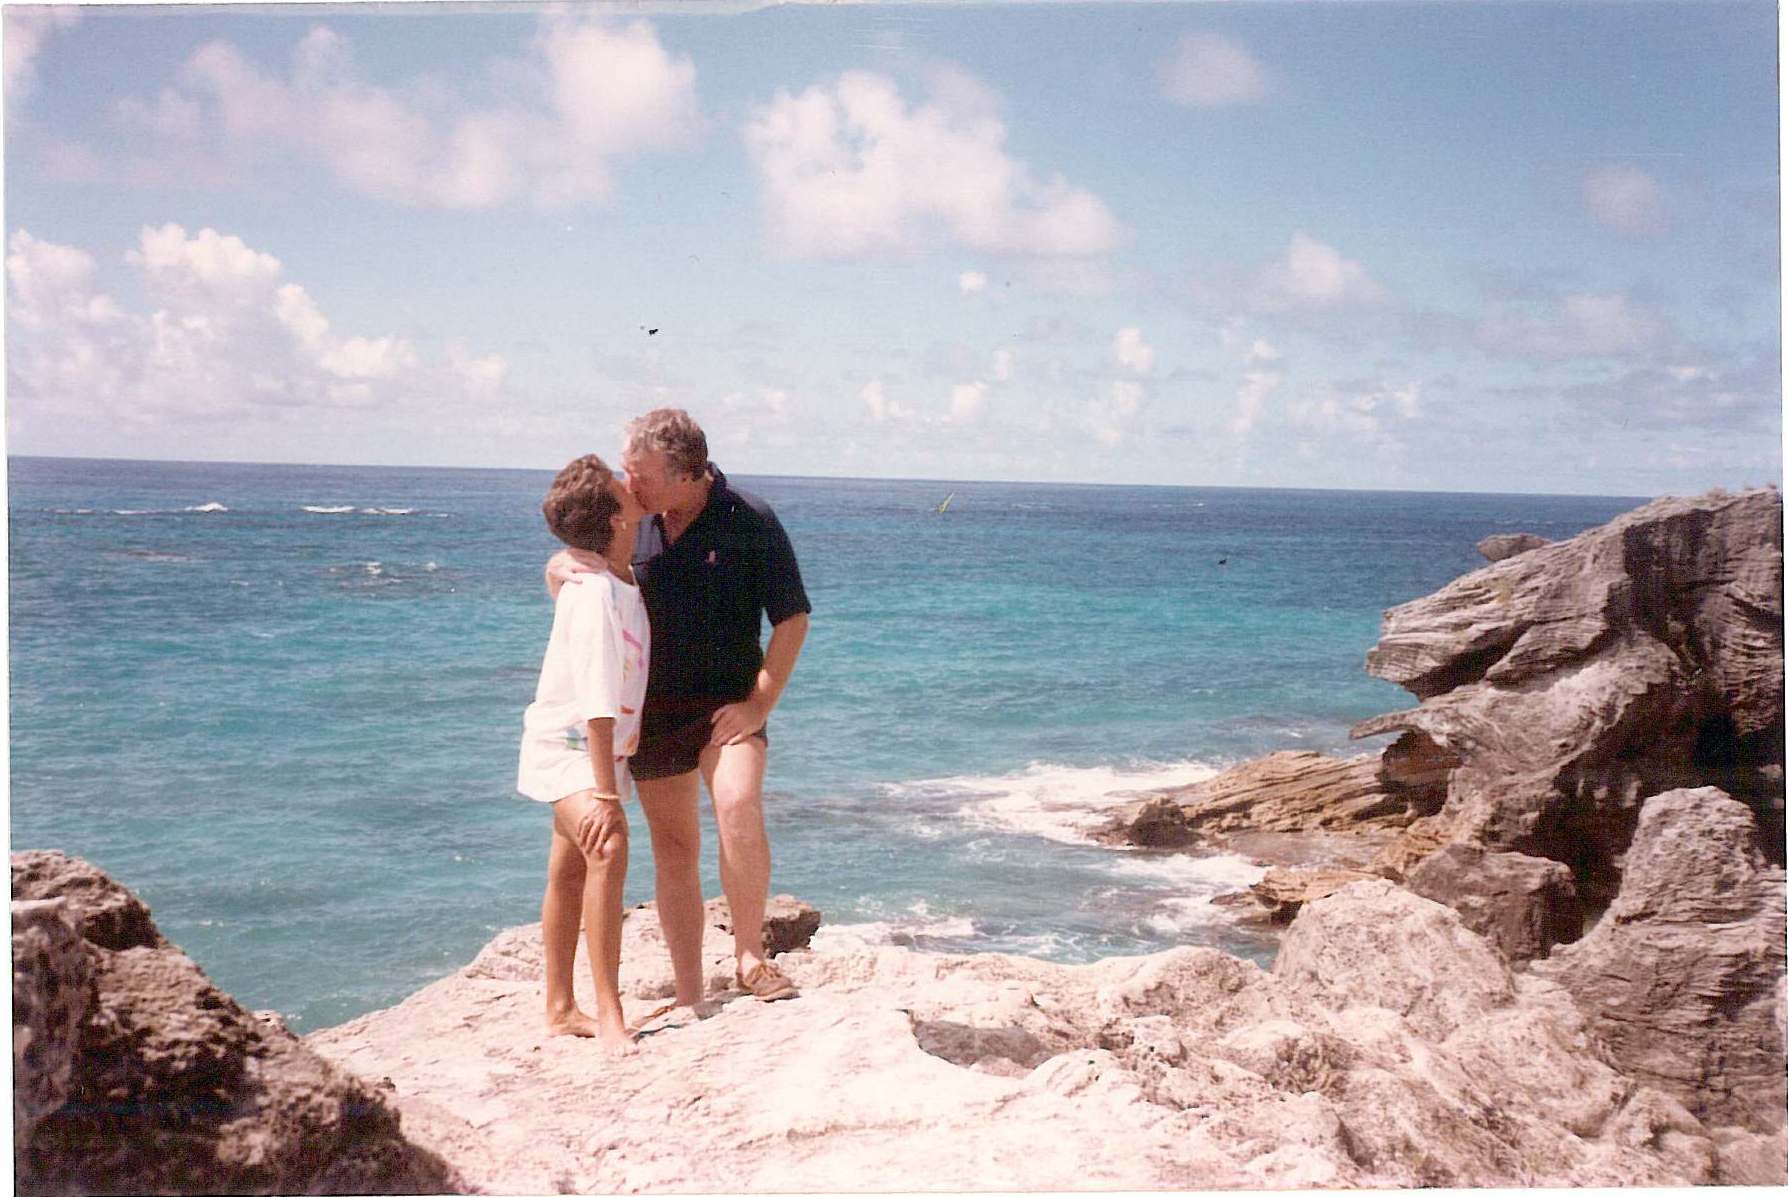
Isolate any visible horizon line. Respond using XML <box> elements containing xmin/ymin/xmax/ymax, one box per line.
<box><xmin>6</xmin><ymin>451</ymin><xmax>1761</xmax><ymax>504</ymax></box>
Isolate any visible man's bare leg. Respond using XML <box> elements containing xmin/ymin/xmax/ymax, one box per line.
<box><xmin>636</xmin><ymin>772</ymin><xmax>707</xmax><ymax>1005</ymax></box>
<box><xmin>700</xmin><ymin>737</ymin><xmax>774</xmax><ymax>978</ymax></box>
<box><xmin>541</xmin><ymin>822</ymin><xmax>601</xmax><ymax>1037</ymax></box>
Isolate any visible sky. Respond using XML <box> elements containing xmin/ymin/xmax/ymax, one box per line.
<box><xmin>2</xmin><ymin>0</ymin><xmax>1780</xmax><ymax>495</ymax></box>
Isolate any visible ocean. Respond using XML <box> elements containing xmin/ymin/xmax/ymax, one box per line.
<box><xmin>7</xmin><ymin>456</ymin><xmax>1647</xmax><ymax>1031</ymax></box>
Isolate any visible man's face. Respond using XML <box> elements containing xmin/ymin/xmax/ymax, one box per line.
<box><xmin>620</xmin><ymin>447</ymin><xmax>684</xmax><ymax>514</ymax></box>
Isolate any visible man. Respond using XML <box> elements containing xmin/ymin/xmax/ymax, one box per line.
<box><xmin>548</xmin><ymin>408</ymin><xmax>810</xmax><ymax>1004</ymax></box>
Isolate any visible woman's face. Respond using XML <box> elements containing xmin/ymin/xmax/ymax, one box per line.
<box><xmin>609</xmin><ymin>474</ymin><xmax>646</xmax><ymax>538</ymax></box>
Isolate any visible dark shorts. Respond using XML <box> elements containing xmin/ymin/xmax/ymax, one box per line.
<box><xmin>629</xmin><ymin>698</ymin><xmax>768</xmax><ymax>783</ymax></box>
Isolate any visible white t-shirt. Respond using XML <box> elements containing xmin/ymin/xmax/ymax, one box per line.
<box><xmin>516</xmin><ymin>568</ymin><xmax>651</xmax><ymax>804</ymax></box>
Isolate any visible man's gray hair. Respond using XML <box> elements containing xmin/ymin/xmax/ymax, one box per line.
<box><xmin>625</xmin><ymin>408</ymin><xmax>709</xmax><ymax>480</ymax></box>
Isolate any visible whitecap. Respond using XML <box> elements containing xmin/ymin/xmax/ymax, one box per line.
<box><xmin>185</xmin><ymin>502</ymin><xmax>228</xmax><ymax>513</ymax></box>
<box><xmin>301</xmin><ymin>505</ymin><xmax>355</xmax><ymax>514</ymax></box>
<box><xmin>362</xmin><ymin>507</ymin><xmax>415</xmax><ymax>516</ymax></box>
<box><xmin>914</xmin><ymin>758</ymin><xmax>1222</xmax><ymax>847</ymax></box>
<box><xmin>111</xmin><ymin>509</ymin><xmax>152</xmax><ymax>516</ymax></box>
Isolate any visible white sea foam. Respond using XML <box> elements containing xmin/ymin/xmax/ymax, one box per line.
<box><xmin>1108</xmin><ymin>850</ymin><xmax>1266</xmax><ymax>890</ymax></box>
<box><xmin>810</xmin><ymin>909</ymin><xmax>982</xmax><ymax>955</ymax></box>
<box><xmin>363</xmin><ymin>507</ymin><xmax>415</xmax><ymax>515</ymax></box>
<box><xmin>930</xmin><ymin>758</ymin><xmax>1223</xmax><ymax>846</ymax></box>
<box><xmin>302</xmin><ymin>505</ymin><xmax>355</xmax><ymax>514</ymax></box>
<box><xmin>185</xmin><ymin>502</ymin><xmax>228</xmax><ymax>513</ymax></box>
<box><xmin>1140</xmin><ymin>895</ymin><xmax>1234</xmax><ymax>935</ymax></box>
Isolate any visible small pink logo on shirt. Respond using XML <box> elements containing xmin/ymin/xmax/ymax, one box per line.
<box><xmin>706</xmin><ymin>550</ymin><xmax>717</xmax><ymax>565</ymax></box>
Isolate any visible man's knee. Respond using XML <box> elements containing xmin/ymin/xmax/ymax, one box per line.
<box><xmin>710</xmin><ymin>783</ymin><xmax>767</xmax><ymax>837</ymax></box>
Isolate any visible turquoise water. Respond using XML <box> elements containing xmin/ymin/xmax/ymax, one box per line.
<box><xmin>8</xmin><ymin>457</ymin><xmax>1646</xmax><ymax>1030</ymax></box>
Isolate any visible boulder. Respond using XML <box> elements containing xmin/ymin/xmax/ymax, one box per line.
<box><xmin>1478</xmin><ymin>532</ymin><xmax>1551</xmax><ymax>562</ymax></box>
<box><xmin>1533</xmin><ymin>788</ymin><xmax>1787</xmax><ymax>1135</ymax></box>
<box><xmin>1353</xmin><ymin>488</ymin><xmax>1784</xmax><ymax>912</ymax></box>
<box><xmin>11</xmin><ymin>851</ymin><xmax>460</xmax><ymax>1196</ymax></box>
<box><xmin>1406</xmin><ymin>844</ymin><xmax>1581</xmax><ymax>962</ymax></box>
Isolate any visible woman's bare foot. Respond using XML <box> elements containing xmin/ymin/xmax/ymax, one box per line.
<box><xmin>545</xmin><ymin>1007</ymin><xmax>605</xmax><ymax>1038</ymax></box>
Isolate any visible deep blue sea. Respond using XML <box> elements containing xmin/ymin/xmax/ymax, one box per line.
<box><xmin>7</xmin><ymin>457</ymin><xmax>1647</xmax><ymax>1030</ymax></box>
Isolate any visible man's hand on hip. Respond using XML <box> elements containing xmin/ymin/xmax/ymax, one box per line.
<box><xmin>709</xmin><ymin>696</ymin><xmax>768</xmax><ymax>746</ymax></box>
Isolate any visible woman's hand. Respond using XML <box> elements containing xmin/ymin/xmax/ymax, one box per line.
<box><xmin>544</xmin><ymin>549</ymin><xmax>597</xmax><ymax>599</ymax></box>
<box><xmin>576</xmin><ymin>796</ymin><xmax>627</xmax><ymax>859</ymax></box>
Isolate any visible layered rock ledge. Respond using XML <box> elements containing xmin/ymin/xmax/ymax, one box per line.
<box><xmin>308</xmin><ymin>870</ymin><xmax>1778</xmax><ymax>1192</ymax></box>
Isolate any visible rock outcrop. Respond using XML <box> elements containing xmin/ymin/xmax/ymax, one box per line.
<box><xmin>1533</xmin><ymin>788</ymin><xmax>1787</xmax><ymax>1135</ymax></box>
<box><xmin>1405</xmin><ymin>844</ymin><xmax>1581</xmax><ymax>961</ymax></box>
<box><xmin>1097</xmin><ymin>751</ymin><xmax>1432</xmax><ymax>852</ymax></box>
<box><xmin>308</xmin><ymin>879</ymin><xmax>1761</xmax><ymax>1191</ymax></box>
<box><xmin>1478</xmin><ymin>532</ymin><xmax>1551</xmax><ymax>562</ymax></box>
<box><xmin>11</xmin><ymin>851</ymin><xmax>460</xmax><ymax>1196</ymax></box>
<box><xmin>1346</xmin><ymin>488</ymin><xmax>1783</xmax><ymax>957</ymax></box>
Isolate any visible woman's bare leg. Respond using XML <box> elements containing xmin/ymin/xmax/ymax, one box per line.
<box><xmin>541</xmin><ymin>818</ymin><xmax>599</xmax><ymax>1037</ymax></box>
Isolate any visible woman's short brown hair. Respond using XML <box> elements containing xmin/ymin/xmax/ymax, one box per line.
<box><xmin>542</xmin><ymin>454</ymin><xmax>621</xmax><ymax>553</ymax></box>
<box><xmin>624</xmin><ymin>408</ymin><xmax>709</xmax><ymax>480</ymax></box>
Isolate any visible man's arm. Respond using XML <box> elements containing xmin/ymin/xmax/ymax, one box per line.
<box><xmin>545</xmin><ymin>549</ymin><xmax>598</xmax><ymax>600</ymax></box>
<box><xmin>710</xmin><ymin>612</ymin><xmax>808</xmax><ymax>746</ymax></box>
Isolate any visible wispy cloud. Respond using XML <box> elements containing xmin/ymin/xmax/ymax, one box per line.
<box><xmin>1581</xmin><ymin>164</ymin><xmax>1671</xmax><ymax>239</ymax></box>
<box><xmin>1475</xmin><ymin>291</ymin><xmax>1671</xmax><ymax>361</ymax></box>
<box><xmin>1158</xmin><ymin>30</ymin><xmax>1277</xmax><ymax>108</ymax></box>
<box><xmin>744</xmin><ymin>67</ymin><xmax>1121</xmax><ymax>259</ymax></box>
<box><xmin>3</xmin><ymin>7</ymin><xmax>79</xmax><ymax>101</ymax></box>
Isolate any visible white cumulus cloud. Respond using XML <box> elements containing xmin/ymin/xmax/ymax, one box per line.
<box><xmin>1249</xmin><ymin>232</ymin><xmax>1387</xmax><ymax>313</ymax></box>
<box><xmin>108</xmin><ymin>16</ymin><xmax>701</xmax><ymax>209</ymax></box>
<box><xmin>1112</xmin><ymin>327</ymin><xmax>1156</xmax><ymax>375</ymax></box>
<box><xmin>1581</xmin><ymin>164</ymin><xmax>1670</xmax><ymax>239</ymax></box>
<box><xmin>744</xmin><ymin>68</ymin><xmax>1121</xmax><ymax>258</ymax></box>
<box><xmin>6</xmin><ymin>225</ymin><xmax>506</xmax><ymax>425</ymax></box>
<box><xmin>949</xmin><ymin>380</ymin><xmax>988</xmax><ymax>422</ymax></box>
<box><xmin>1231</xmin><ymin>338</ymin><xmax>1283</xmax><ymax>436</ymax></box>
<box><xmin>1159</xmin><ymin>31</ymin><xmax>1276</xmax><ymax>108</ymax></box>
<box><xmin>1290</xmin><ymin>380</ymin><xmax>1422</xmax><ymax>440</ymax></box>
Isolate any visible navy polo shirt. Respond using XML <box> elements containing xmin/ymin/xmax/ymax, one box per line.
<box><xmin>631</xmin><ymin>466</ymin><xmax>811</xmax><ymax>705</ymax></box>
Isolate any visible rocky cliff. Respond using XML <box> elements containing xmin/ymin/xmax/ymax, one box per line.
<box><xmin>11</xmin><ymin>852</ymin><xmax>459</xmax><ymax>1196</ymax></box>
<box><xmin>1105</xmin><ymin>488</ymin><xmax>1783</xmax><ymax>951</ymax></box>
